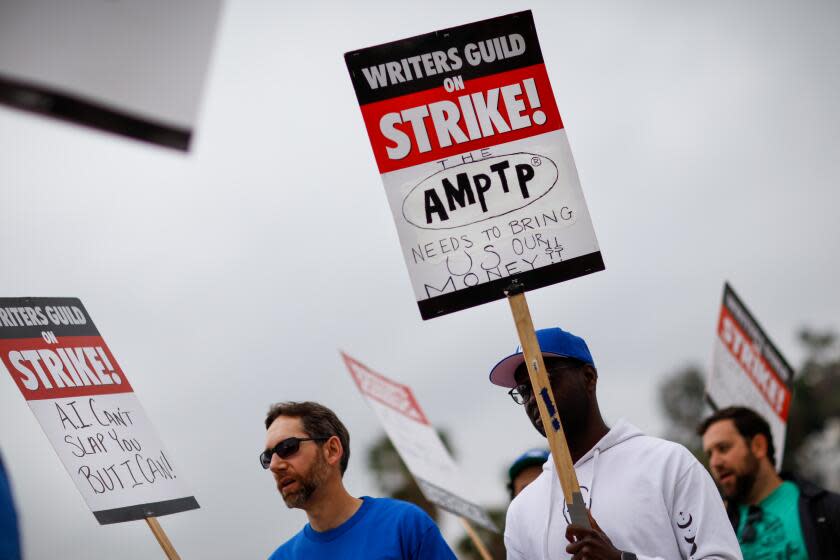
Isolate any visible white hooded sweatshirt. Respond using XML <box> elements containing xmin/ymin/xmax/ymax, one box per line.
<box><xmin>504</xmin><ymin>419</ymin><xmax>742</xmax><ymax>560</ymax></box>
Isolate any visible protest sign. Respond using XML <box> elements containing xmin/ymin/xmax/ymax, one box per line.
<box><xmin>0</xmin><ymin>297</ymin><xmax>199</xmax><ymax>525</ymax></box>
<box><xmin>707</xmin><ymin>283</ymin><xmax>795</xmax><ymax>467</ymax></box>
<box><xmin>345</xmin><ymin>10</ymin><xmax>604</xmax><ymax>320</ymax></box>
<box><xmin>342</xmin><ymin>352</ymin><xmax>496</xmax><ymax>532</ymax></box>
<box><xmin>0</xmin><ymin>1</ymin><xmax>220</xmax><ymax>151</ymax></box>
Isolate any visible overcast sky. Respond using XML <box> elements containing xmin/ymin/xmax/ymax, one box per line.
<box><xmin>2</xmin><ymin>1</ymin><xmax>839</xmax><ymax>558</ymax></box>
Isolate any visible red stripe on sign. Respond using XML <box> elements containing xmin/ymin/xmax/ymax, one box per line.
<box><xmin>341</xmin><ymin>352</ymin><xmax>430</xmax><ymax>425</ymax></box>
<box><xmin>361</xmin><ymin>64</ymin><xmax>563</xmax><ymax>174</ymax></box>
<box><xmin>0</xmin><ymin>336</ymin><xmax>134</xmax><ymax>400</ymax></box>
<box><xmin>717</xmin><ymin>307</ymin><xmax>791</xmax><ymax>420</ymax></box>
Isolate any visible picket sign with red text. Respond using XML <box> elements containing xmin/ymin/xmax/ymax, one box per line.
<box><xmin>342</xmin><ymin>352</ymin><xmax>496</xmax><ymax>531</ymax></box>
<box><xmin>0</xmin><ymin>297</ymin><xmax>199</xmax><ymax>524</ymax></box>
<box><xmin>707</xmin><ymin>284</ymin><xmax>795</xmax><ymax>467</ymax></box>
<box><xmin>345</xmin><ymin>11</ymin><xmax>604</xmax><ymax>320</ymax></box>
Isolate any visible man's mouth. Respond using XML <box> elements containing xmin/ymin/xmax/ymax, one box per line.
<box><xmin>279</xmin><ymin>477</ymin><xmax>299</xmax><ymax>495</ymax></box>
<box><xmin>717</xmin><ymin>472</ymin><xmax>735</xmax><ymax>486</ymax></box>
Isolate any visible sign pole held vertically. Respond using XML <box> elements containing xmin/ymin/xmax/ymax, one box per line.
<box><xmin>505</xmin><ymin>281</ymin><xmax>590</xmax><ymax>529</ymax></box>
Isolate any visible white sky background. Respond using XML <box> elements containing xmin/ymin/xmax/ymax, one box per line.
<box><xmin>1</xmin><ymin>0</ymin><xmax>839</xmax><ymax>558</ymax></box>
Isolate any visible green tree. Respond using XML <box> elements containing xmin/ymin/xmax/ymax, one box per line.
<box><xmin>657</xmin><ymin>364</ymin><xmax>707</xmax><ymax>459</ymax></box>
<box><xmin>782</xmin><ymin>328</ymin><xmax>840</xmax><ymax>488</ymax></box>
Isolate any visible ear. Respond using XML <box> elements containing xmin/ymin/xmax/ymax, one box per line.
<box><xmin>582</xmin><ymin>365</ymin><xmax>598</xmax><ymax>392</ymax></box>
<box><xmin>749</xmin><ymin>433</ymin><xmax>768</xmax><ymax>460</ymax></box>
<box><xmin>323</xmin><ymin>436</ymin><xmax>344</xmax><ymax>468</ymax></box>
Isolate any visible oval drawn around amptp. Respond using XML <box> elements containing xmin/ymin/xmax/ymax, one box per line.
<box><xmin>402</xmin><ymin>152</ymin><xmax>559</xmax><ymax>231</ymax></box>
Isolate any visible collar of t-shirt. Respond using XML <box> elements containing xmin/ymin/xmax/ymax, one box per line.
<box><xmin>303</xmin><ymin>497</ymin><xmax>372</xmax><ymax>543</ymax></box>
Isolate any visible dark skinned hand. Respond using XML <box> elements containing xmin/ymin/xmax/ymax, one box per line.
<box><xmin>565</xmin><ymin>513</ymin><xmax>622</xmax><ymax>560</ymax></box>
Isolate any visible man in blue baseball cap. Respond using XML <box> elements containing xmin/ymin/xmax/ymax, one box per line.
<box><xmin>490</xmin><ymin>327</ymin><xmax>741</xmax><ymax>560</ymax></box>
<box><xmin>508</xmin><ymin>448</ymin><xmax>550</xmax><ymax>500</ymax></box>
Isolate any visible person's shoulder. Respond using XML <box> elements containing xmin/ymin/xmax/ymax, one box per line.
<box><xmin>367</xmin><ymin>496</ymin><xmax>433</xmax><ymax>521</ymax></box>
<box><xmin>611</xmin><ymin>430</ymin><xmax>705</xmax><ymax>481</ymax></box>
<box><xmin>614</xmin><ymin>429</ymin><xmax>697</xmax><ymax>462</ymax></box>
<box><xmin>786</xmin><ymin>473</ymin><xmax>840</xmax><ymax>503</ymax></box>
<box><xmin>365</xmin><ymin>497</ymin><xmax>453</xmax><ymax>556</ymax></box>
<box><xmin>267</xmin><ymin>528</ymin><xmax>306</xmax><ymax>560</ymax></box>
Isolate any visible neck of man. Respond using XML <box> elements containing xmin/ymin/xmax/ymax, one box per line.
<box><xmin>303</xmin><ymin>475</ymin><xmax>363</xmax><ymax>532</ymax></box>
<box><xmin>567</xmin><ymin>406</ymin><xmax>610</xmax><ymax>464</ymax></box>
<box><xmin>745</xmin><ymin>461</ymin><xmax>783</xmax><ymax>505</ymax></box>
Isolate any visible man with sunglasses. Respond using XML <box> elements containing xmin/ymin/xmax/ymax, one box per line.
<box><xmin>261</xmin><ymin>401</ymin><xmax>455</xmax><ymax>559</ymax></box>
<box><xmin>491</xmin><ymin>327</ymin><xmax>740</xmax><ymax>560</ymax></box>
<box><xmin>699</xmin><ymin>406</ymin><xmax>840</xmax><ymax>559</ymax></box>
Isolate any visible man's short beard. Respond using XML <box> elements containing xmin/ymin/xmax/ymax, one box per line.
<box><xmin>280</xmin><ymin>452</ymin><xmax>330</xmax><ymax>509</ymax></box>
<box><xmin>727</xmin><ymin>452</ymin><xmax>760</xmax><ymax>503</ymax></box>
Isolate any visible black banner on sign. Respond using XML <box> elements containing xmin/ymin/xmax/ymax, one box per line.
<box><xmin>93</xmin><ymin>496</ymin><xmax>200</xmax><ymax>525</ymax></box>
<box><xmin>0</xmin><ymin>75</ymin><xmax>191</xmax><ymax>151</ymax></box>
<box><xmin>345</xmin><ymin>11</ymin><xmax>543</xmax><ymax>105</ymax></box>
<box><xmin>416</xmin><ymin>477</ymin><xmax>498</xmax><ymax>532</ymax></box>
<box><xmin>0</xmin><ymin>297</ymin><xmax>100</xmax><ymax>339</ymax></box>
<box><xmin>418</xmin><ymin>252</ymin><xmax>604</xmax><ymax>320</ymax></box>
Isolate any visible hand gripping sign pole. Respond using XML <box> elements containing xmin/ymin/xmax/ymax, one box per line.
<box><xmin>145</xmin><ymin>517</ymin><xmax>181</xmax><ymax>560</ymax></box>
<box><xmin>505</xmin><ymin>281</ymin><xmax>591</xmax><ymax>529</ymax></box>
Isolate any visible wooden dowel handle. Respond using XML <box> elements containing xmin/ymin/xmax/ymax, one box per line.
<box><xmin>145</xmin><ymin>517</ymin><xmax>181</xmax><ymax>560</ymax></box>
<box><xmin>460</xmin><ymin>516</ymin><xmax>494</xmax><ymax>560</ymax></box>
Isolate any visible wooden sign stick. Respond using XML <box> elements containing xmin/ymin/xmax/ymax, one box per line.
<box><xmin>506</xmin><ymin>284</ymin><xmax>591</xmax><ymax>529</ymax></box>
<box><xmin>459</xmin><ymin>516</ymin><xmax>494</xmax><ymax>560</ymax></box>
<box><xmin>145</xmin><ymin>517</ymin><xmax>181</xmax><ymax>560</ymax></box>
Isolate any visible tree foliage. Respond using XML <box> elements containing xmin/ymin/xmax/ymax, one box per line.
<box><xmin>657</xmin><ymin>364</ymin><xmax>707</xmax><ymax>459</ymax></box>
<box><xmin>782</xmin><ymin>328</ymin><xmax>840</xmax><ymax>486</ymax></box>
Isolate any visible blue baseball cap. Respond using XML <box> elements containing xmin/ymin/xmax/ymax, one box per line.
<box><xmin>508</xmin><ymin>448</ymin><xmax>551</xmax><ymax>482</ymax></box>
<box><xmin>489</xmin><ymin>327</ymin><xmax>595</xmax><ymax>388</ymax></box>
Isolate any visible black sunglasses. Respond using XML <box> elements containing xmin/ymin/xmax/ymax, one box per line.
<box><xmin>260</xmin><ymin>436</ymin><xmax>329</xmax><ymax>469</ymax></box>
<box><xmin>740</xmin><ymin>505</ymin><xmax>763</xmax><ymax>543</ymax></box>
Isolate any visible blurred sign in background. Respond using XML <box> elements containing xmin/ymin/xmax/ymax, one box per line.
<box><xmin>0</xmin><ymin>0</ymin><xmax>221</xmax><ymax>150</ymax></box>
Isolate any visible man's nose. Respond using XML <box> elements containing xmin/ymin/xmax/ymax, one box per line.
<box><xmin>269</xmin><ymin>453</ymin><xmax>288</xmax><ymax>472</ymax></box>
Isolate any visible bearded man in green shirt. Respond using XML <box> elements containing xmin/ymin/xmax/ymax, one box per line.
<box><xmin>699</xmin><ymin>406</ymin><xmax>840</xmax><ymax>559</ymax></box>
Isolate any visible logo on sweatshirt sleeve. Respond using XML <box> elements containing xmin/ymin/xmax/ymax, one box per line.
<box><xmin>675</xmin><ymin>511</ymin><xmax>698</xmax><ymax>556</ymax></box>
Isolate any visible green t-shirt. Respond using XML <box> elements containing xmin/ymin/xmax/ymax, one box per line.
<box><xmin>737</xmin><ymin>481</ymin><xmax>807</xmax><ymax>559</ymax></box>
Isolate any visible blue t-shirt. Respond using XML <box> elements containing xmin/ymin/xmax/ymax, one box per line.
<box><xmin>268</xmin><ymin>497</ymin><xmax>455</xmax><ymax>560</ymax></box>
<box><xmin>0</xmin><ymin>455</ymin><xmax>22</xmax><ymax>560</ymax></box>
